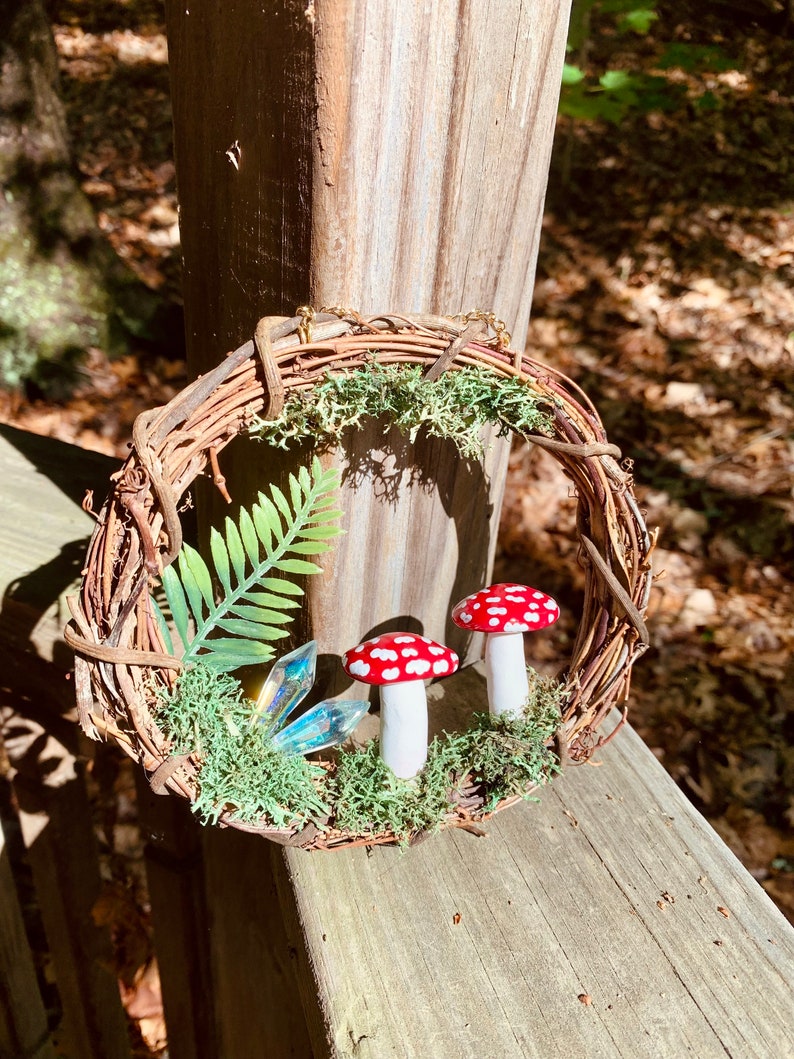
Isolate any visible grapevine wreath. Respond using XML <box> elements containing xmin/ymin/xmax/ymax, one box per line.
<box><xmin>65</xmin><ymin>309</ymin><xmax>655</xmax><ymax>850</ymax></box>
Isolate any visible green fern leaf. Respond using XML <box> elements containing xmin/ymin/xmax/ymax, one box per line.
<box><xmin>161</xmin><ymin>564</ymin><xmax>190</xmax><ymax>650</ymax></box>
<box><xmin>156</xmin><ymin>462</ymin><xmax>342</xmax><ymax>672</ymax></box>
<box><xmin>230</xmin><ymin>602</ymin><xmax>297</xmax><ymax>620</ymax></box>
<box><xmin>299</xmin><ymin>525</ymin><xmax>344</xmax><ymax>541</ymax></box>
<box><xmin>224</xmin><ymin>517</ymin><xmax>246</xmax><ymax>582</ymax></box>
<box><xmin>270</xmin><ymin>484</ymin><xmax>293</xmax><ymax>524</ymax></box>
<box><xmin>181</xmin><ymin>543</ymin><xmax>215</xmax><ymax>611</ymax></box>
<box><xmin>288</xmin><ymin>473</ymin><xmax>303</xmax><ymax>512</ymax></box>
<box><xmin>148</xmin><ymin>594</ymin><xmax>175</xmax><ymax>655</ymax></box>
<box><xmin>214</xmin><ymin>618</ymin><xmax>287</xmax><ymax>639</ymax></box>
<box><xmin>210</xmin><ymin>528</ymin><xmax>232</xmax><ymax>594</ymax></box>
<box><xmin>197</xmin><ymin>638</ymin><xmax>275</xmax><ymax>672</ymax></box>
<box><xmin>309</xmin><ymin>507</ymin><xmax>345</xmax><ymax>523</ymax></box>
<box><xmin>177</xmin><ymin>547</ymin><xmax>208</xmax><ymax>627</ymax></box>
<box><xmin>239</xmin><ymin>507</ymin><xmax>260</xmax><ymax>567</ymax></box>
<box><xmin>287</xmin><ymin>541</ymin><xmax>330</xmax><ymax>555</ymax></box>
<box><xmin>241</xmin><ymin>589</ymin><xmax>301</xmax><ymax>610</ymax></box>
<box><xmin>273</xmin><ymin>558</ymin><xmax>322</xmax><ymax>575</ymax></box>
<box><xmin>259</xmin><ymin>577</ymin><xmax>303</xmax><ymax>596</ymax></box>
<box><xmin>254</xmin><ymin>495</ymin><xmax>283</xmax><ymax>545</ymax></box>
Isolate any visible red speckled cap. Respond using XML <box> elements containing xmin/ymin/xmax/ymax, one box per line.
<box><xmin>451</xmin><ymin>583</ymin><xmax>560</xmax><ymax>633</ymax></box>
<box><xmin>342</xmin><ymin>632</ymin><xmax>459</xmax><ymax>684</ymax></box>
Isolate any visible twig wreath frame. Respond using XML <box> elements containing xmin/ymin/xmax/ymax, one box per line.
<box><xmin>66</xmin><ymin>309</ymin><xmax>655</xmax><ymax>850</ymax></box>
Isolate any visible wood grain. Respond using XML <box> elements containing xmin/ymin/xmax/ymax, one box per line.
<box><xmin>201</xmin><ymin>829</ymin><xmax>315</xmax><ymax>1058</ymax></box>
<box><xmin>166</xmin><ymin>0</ymin><xmax>572</xmax><ymax>669</ymax></box>
<box><xmin>298</xmin><ymin>0</ymin><xmax>570</xmax><ymax>664</ymax></box>
<box><xmin>135</xmin><ymin>779</ymin><xmax>218</xmax><ymax>1059</ymax></box>
<box><xmin>311</xmin><ymin>1</ymin><xmax>569</xmax><ymax>343</ymax></box>
<box><xmin>278</xmin><ymin>668</ymin><xmax>794</xmax><ymax>1059</ymax></box>
<box><xmin>0</xmin><ymin>426</ymin><xmax>130</xmax><ymax>1059</ymax></box>
<box><xmin>0</xmin><ymin>825</ymin><xmax>56</xmax><ymax>1059</ymax></box>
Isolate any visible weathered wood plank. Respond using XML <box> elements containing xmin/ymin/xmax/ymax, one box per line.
<box><xmin>134</xmin><ymin>779</ymin><xmax>218</xmax><ymax>1059</ymax></box>
<box><xmin>277</xmin><ymin>669</ymin><xmax>794</xmax><ymax>1059</ymax></box>
<box><xmin>0</xmin><ymin>822</ymin><xmax>56</xmax><ymax>1059</ymax></box>
<box><xmin>0</xmin><ymin>426</ymin><xmax>132</xmax><ymax>1059</ymax></box>
<box><xmin>201</xmin><ymin>829</ymin><xmax>314</xmax><ymax>1058</ymax></box>
<box><xmin>310</xmin><ymin>0</ymin><xmax>567</xmax><ymax>339</ymax></box>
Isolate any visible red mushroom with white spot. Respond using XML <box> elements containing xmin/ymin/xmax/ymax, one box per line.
<box><xmin>342</xmin><ymin>632</ymin><xmax>459</xmax><ymax>778</ymax></box>
<box><xmin>451</xmin><ymin>583</ymin><xmax>560</xmax><ymax>718</ymax></box>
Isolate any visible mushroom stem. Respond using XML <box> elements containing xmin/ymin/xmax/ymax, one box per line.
<box><xmin>379</xmin><ymin>682</ymin><xmax>428</xmax><ymax>779</ymax></box>
<box><xmin>484</xmin><ymin>632</ymin><xmax>529</xmax><ymax>718</ymax></box>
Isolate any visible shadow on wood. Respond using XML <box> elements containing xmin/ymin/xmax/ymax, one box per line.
<box><xmin>0</xmin><ymin>426</ymin><xmax>130</xmax><ymax>1059</ymax></box>
<box><xmin>201</xmin><ymin>828</ymin><xmax>315</xmax><ymax>1058</ymax></box>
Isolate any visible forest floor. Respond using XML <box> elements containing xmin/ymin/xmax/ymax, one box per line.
<box><xmin>1</xmin><ymin>2</ymin><xmax>792</xmax><ymax>1054</ymax></box>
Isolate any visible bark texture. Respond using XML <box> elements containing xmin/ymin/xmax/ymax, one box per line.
<box><xmin>0</xmin><ymin>0</ymin><xmax>109</xmax><ymax>392</ymax></box>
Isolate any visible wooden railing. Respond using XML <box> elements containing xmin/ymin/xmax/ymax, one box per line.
<box><xmin>1</xmin><ymin>423</ymin><xmax>792</xmax><ymax>1059</ymax></box>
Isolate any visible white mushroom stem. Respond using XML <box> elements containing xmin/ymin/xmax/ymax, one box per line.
<box><xmin>379</xmin><ymin>681</ymin><xmax>428</xmax><ymax>779</ymax></box>
<box><xmin>484</xmin><ymin>632</ymin><xmax>530</xmax><ymax>718</ymax></box>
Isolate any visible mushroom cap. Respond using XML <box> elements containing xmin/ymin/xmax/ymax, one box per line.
<box><xmin>451</xmin><ymin>582</ymin><xmax>560</xmax><ymax>634</ymax></box>
<box><xmin>342</xmin><ymin>632</ymin><xmax>460</xmax><ymax>685</ymax></box>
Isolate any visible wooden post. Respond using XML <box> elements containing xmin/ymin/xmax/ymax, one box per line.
<box><xmin>164</xmin><ymin>1</ymin><xmax>571</xmax><ymax>1054</ymax></box>
<box><xmin>0</xmin><ymin>817</ymin><xmax>56</xmax><ymax>1059</ymax></box>
<box><xmin>166</xmin><ymin>0</ymin><xmax>571</xmax><ymax>661</ymax></box>
<box><xmin>134</xmin><ymin>781</ymin><xmax>218</xmax><ymax>1059</ymax></box>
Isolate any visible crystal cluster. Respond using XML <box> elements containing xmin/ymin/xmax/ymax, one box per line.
<box><xmin>252</xmin><ymin>641</ymin><xmax>368</xmax><ymax>756</ymax></box>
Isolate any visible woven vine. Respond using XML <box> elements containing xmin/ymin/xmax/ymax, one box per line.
<box><xmin>65</xmin><ymin>310</ymin><xmax>655</xmax><ymax>850</ymax></box>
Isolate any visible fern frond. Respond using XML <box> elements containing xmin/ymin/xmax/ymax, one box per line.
<box><xmin>157</xmin><ymin>458</ymin><xmax>343</xmax><ymax>673</ymax></box>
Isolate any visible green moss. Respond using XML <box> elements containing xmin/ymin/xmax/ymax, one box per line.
<box><xmin>157</xmin><ymin>662</ymin><xmax>566</xmax><ymax>840</ymax></box>
<box><xmin>333</xmin><ymin>672</ymin><xmax>564</xmax><ymax>843</ymax></box>
<box><xmin>332</xmin><ymin>742</ymin><xmax>455</xmax><ymax>842</ymax></box>
<box><xmin>0</xmin><ymin>198</ymin><xmax>109</xmax><ymax>390</ymax></box>
<box><xmin>250</xmin><ymin>362</ymin><xmax>554</xmax><ymax>459</ymax></box>
<box><xmin>156</xmin><ymin>663</ymin><xmax>329</xmax><ymax>828</ymax></box>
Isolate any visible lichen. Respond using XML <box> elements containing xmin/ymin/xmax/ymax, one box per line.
<box><xmin>249</xmin><ymin>362</ymin><xmax>554</xmax><ymax>460</ymax></box>
<box><xmin>156</xmin><ymin>663</ymin><xmax>329</xmax><ymax>829</ymax></box>
<box><xmin>0</xmin><ymin>197</ymin><xmax>109</xmax><ymax>390</ymax></box>
<box><xmin>156</xmin><ymin>662</ymin><xmax>567</xmax><ymax>840</ymax></box>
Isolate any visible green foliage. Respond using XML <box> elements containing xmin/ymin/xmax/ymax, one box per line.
<box><xmin>250</xmin><ymin>363</ymin><xmax>554</xmax><ymax>460</ymax></box>
<box><xmin>156</xmin><ymin>662</ymin><xmax>329</xmax><ymax>827</ymax></box>
<box><xmin>566</xmin><ymin>0</ymin><xmax>657</xmax><ymax>52</ymax></box>
<box><xmin>617</xmin><ymin>7</ymin><xmax>657</xmax><ymax>34</ymax></box>
<box><xmin>158</xmin><ymin>457</ymin><xmax>343</xmax><ymax>673</ymax></box>
<box><xmin>0</xmin><ymin>209</ymin><xmax>110</xmax><ymax>391</ymax></box>
<box><xmin>156</xmin><ymin>663</ymin><xmax>565</xmax><ymax>838</ymax></box>
<box><xmin>656</xmin><ymin>43</ymin><xmax>735</xmax><ymax>75</ymax></box>
<box><xmin>333</xmin><ymin>673</ymin><xmax>564</xmax><ymax>844</ymax></box>
<box><xmin>560</xmin><ymin>0</ymin><xmax>733</xmax><ymax>125</ymax></box>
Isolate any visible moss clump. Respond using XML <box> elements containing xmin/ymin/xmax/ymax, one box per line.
<box><xmin>0</xmin><ymin>190</ymin><xmax>110</xmax><ymax>392</ymax></box>
<box><xmin>333</xmin><ymin>673</ymin><xmax>564</xmax><ymax>843</ymax></box>
<box><xmin>332</xmin><ymin>741</ymin><xmax>458</xmax><ymax>842</ymax></box>
<box><xmin>157</xmin><ymin>662</ymin><xmax>566</xmax><ymax>841</ymax></box>
<box><xmin>156</xmin><ymin>663</ymin><xmax>329</xmax><ymax>828</ymax></box>
<box><xmin>250</xmin><ymin>362</ymin><xmax>554</xmax><ymax>460</ymax></box>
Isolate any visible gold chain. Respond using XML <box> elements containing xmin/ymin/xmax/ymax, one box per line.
<box><xmin>452</xmin><ymin>309</ymin><xmax>511</xmax><ymax>350</ymax></box>
<box><xmin>318</xmin><ymin>304</ymin><xmax>356</xmax><ymax>319</ymax></box>
<box><xmin>295</xmin><ymin>305</ymin><xmax>315</xmax><ymax>344</ymax></box>
<box><xmin>297</xmin><ymin>304</ymin><xmax>511</xmax><ymax>350</ymax></box>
